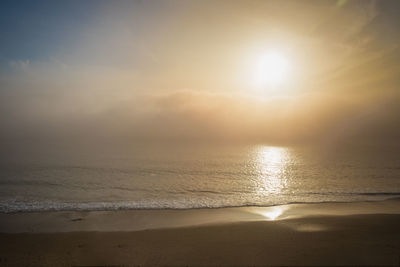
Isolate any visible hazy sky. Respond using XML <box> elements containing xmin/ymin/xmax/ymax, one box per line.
<box><xmin>1</xmin><ymin>0</ymin><xmax>400</xmax><ymax>147</ymax></box>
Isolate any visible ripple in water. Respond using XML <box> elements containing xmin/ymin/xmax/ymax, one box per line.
<box><xmin>1</xmin><ymin>144</ymin><xmax>400</xmax><ymax>212</ymax></box>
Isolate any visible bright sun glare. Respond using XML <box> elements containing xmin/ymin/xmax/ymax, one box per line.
<box><xmin>255</xmin><ymin>51</ymin><xmax>290</xmax><ymax>87</ymax></box>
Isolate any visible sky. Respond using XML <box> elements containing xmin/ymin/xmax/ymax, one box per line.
<box><xmin>1</xmin><ymin>0</ymin><xmax>400</xmax><ymax>147</ymax></box>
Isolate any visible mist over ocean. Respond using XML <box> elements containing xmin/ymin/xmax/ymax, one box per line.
<box><xmin>1</xmin><ymin>144</ymin><xmax>399</xmax><ymax>213</ymax></box>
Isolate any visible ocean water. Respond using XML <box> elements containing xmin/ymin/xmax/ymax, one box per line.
<box><xmin>1</xmin><ymin>144</ymin><xmax>400</xmax><ymax>213</ymax></box>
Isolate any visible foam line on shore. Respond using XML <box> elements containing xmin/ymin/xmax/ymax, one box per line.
<box><xmin>0</xmin><ymin>198</ymin><xmax>399</xmax><ymax>233</ymax></box>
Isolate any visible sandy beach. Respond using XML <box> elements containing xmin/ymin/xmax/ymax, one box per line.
<box><xmin>1</xmin><ymin>199</ymin><xmax>400</xmax><ymax>266</ymax></box>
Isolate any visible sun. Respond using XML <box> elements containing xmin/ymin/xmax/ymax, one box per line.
<box><xmin>254</xmin><ymin>51</ymin><xmax>290</xmax><ymax>87</ymax></box>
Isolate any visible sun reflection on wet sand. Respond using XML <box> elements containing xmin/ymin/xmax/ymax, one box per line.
<box><xmin>254</xmin><ymin>146</ymin><xmax>291</xmax><ymax>195</ymax></box>
<box><xmin>258</xmin><ymin>205</ymin><xmax>287</xmax><ymax>220</ymax></box>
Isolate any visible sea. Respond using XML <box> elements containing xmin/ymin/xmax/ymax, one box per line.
<box><xmin>1</xmin><ymin>143</ymin><xmax>400</xmax><ymax>213</ymax></box>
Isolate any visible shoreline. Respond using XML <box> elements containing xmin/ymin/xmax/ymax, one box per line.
<box><xmin>3</xmin><ymin>195</ymin><xmax>400</xmax><ymax>214</ymax></box>
<box><xmin>1</xmin><ymin>199</ymin><xmax>400</xmax><ymax>266</ymax></box>
<box><xmin>1</xmin><ymin>198</ymin><xmax>400</xmax><ymax>233</ymax></box>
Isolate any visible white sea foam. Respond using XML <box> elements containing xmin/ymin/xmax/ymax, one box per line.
<box><xmin>1</xmin><ymin>192</ymin><xmax>399</xmax><ymax>213</ymax></box>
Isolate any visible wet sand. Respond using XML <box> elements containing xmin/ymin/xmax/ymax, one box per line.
<box><xmin>1</xmin><ymin>199</ymin><xmax>400</xmax><ymax>266</ymax></box>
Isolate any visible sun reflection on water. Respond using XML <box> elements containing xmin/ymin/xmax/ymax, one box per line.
<box><xmin>254</xmin><ymin>146</ymin><xmax>290</xmax><ymax>195</ymax></box>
